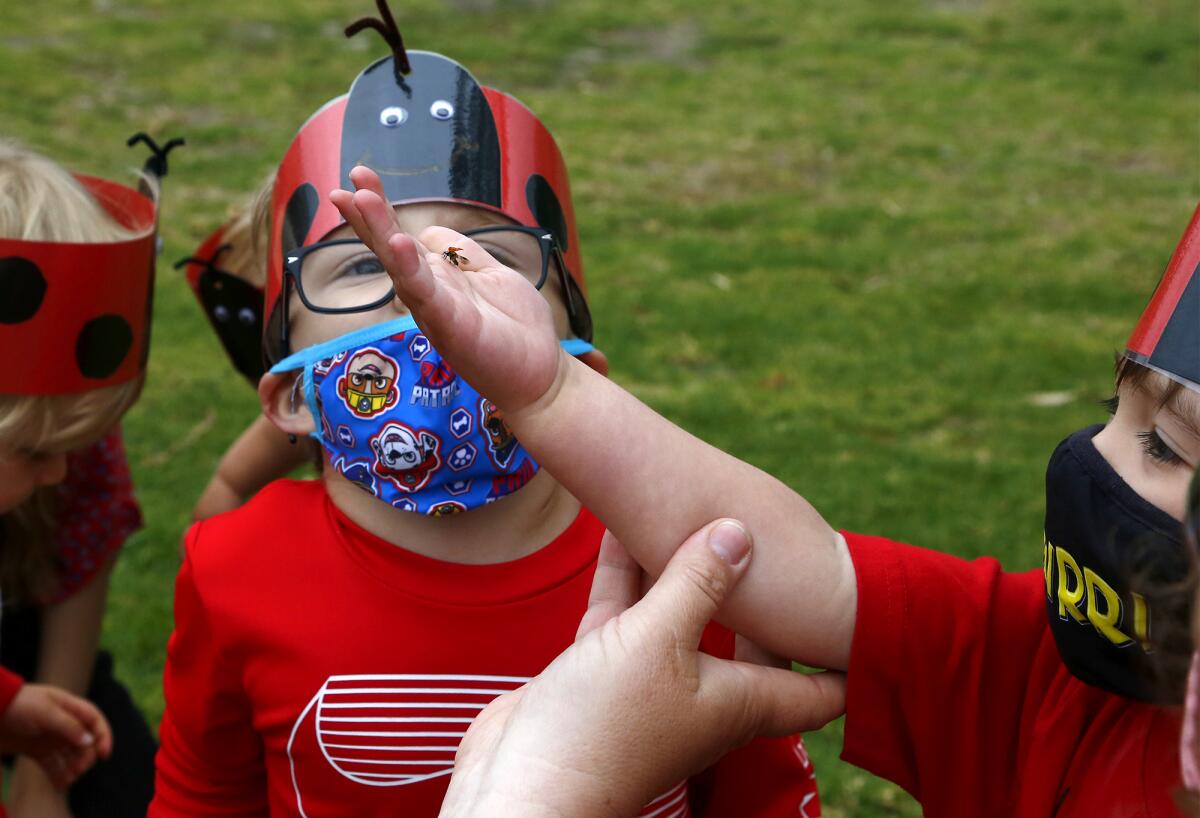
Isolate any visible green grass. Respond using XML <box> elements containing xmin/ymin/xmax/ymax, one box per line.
<box><xmin>2</xmin><ymin>0</ymin><xmax>1198</xmax><ymax>814</ymax></box>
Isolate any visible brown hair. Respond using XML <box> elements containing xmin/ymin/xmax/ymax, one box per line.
<box><xmin>1111</xmin><ymin>358</ymin><xmax>1198</xmax><ymax>701</ymax></box>
<box><xmin>0</xmin><ymin>140</ymin><xmax>145</xmax><ymax>602</ymax></box>
<box><xmin>1178</xmin><ymin>469</ymin><xmax>1200</xmax><ymax>816</ymax></box>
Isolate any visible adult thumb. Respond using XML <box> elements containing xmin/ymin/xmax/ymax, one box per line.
<box><xmin>633</xmin><ymin>519</ymin><xmax>753</xmax><ymax>648</ymax></box>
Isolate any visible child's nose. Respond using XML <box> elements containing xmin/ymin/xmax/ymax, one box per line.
<box><xmin>36</xmin><ymin>454</ymin><xmax>68</xmax><ymax>487</ymax></box>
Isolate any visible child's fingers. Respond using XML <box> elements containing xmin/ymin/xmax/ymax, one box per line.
<box><xmin>576</xmin><ymin>531</ymin><xmax>643</xmax><ymax>640</ymax></box>
<box><xmin>39</xmin><ymin>694</ymin><xmax>90</xmax><ymax>750</ymax></box>
<box><xmin>348</xmin><ymin>164</ymin><xmax>387</xmax><ymax>199</ymax></box>
<box><xmin>351</xmin><ymin>188</ymin><xmax>404</xmax><ymax>264</ymax></box>
<box><xmin>329</xmin><ymin>189</ymin><xmax>370</xmax><ymax>249</ymax></box>
<box><xmin>54</xmin><ymin>690</ymin><xmax>110</xmax><ymax>756</ymax></box>
<box><xmin>385</xmin><ymin>235</ymin><xmax>442</xmax><ymax>311</ymax></box>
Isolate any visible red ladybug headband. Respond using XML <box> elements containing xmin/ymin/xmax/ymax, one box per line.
<box><xmin>0</xmin><ymin>134</ymin><xmax>182</xmax><ymax>395</ymax></box>
<box><xmin>1125</xmin><ymin>202</ymin><xmax>1200</xmax><ymax>394</ymax></box>
<box><xmin>265</xmin><ymin>1</ymin><xmax>591</xmax><ymax>361</ymax></box>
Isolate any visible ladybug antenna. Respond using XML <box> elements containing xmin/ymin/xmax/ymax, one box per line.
<box><xmin>126</xmin><ymin>132</ymin><xmax>186</xmax><ymax>180</ymax></box>
<box><xmin>345</xmin><ymin>0</ymin><xmax>412</xmax><ymax>82</ymax></box>
<box><xmin>173</xmin><ymin>243</ymin><xmax>233</xmax><ymax>273</ymax></box>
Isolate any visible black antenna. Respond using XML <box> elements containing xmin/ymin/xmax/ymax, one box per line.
<box><xmin>126</xmin><ymin>132</ymin><xmax>186</xmax><ymax>180</ymax></box>
<box><xmin>345</xmin><ymin>0</ymin><xmax>412</xmax><ymax>82</ymax></box>
<box><xmin>174</xmin><ymin>243</ymin><xmax>233</xmax><ymax>273</ymax></box>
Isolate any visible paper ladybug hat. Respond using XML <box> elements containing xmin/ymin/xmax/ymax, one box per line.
<box><xmin>265</xmin><ymin>1</ymin><xmax>591</xmax><ymax>361</ymax></box>
<box><xmin>177</xmin><ymin>224</ymin><xmax>266</xmax><ymax>383</ymax></box>
<box><xmin>0</xmin><ymin>134</ymin><xmax>181</xmax><ymax>395</ymax></box>
<box><xmin>1125</xmin><ymin>202</ymin><xmax>1200</xmax><ymax>394</ymax></box>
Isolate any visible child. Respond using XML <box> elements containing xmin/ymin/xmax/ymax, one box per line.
<box><xmin>1179</xmin><ymin>469</ymin><xmax>1200</xmax><ymax>814</ymax></box>
<box><xmin>177</xmin><ymin>179</ymin><xmax>308</xmax><ymax>522</ymax></box>
<box><xmin>151</xmin><ymin>19</ymin><xmax>823</xmax><ymax>818</ymax></box>
<box><xmin>337</xmin><ymin>142</ymin><xmax>1200</xmax><ymax>815</ymax></box>
<box><xmin>0</xmin><ymin>140</ymin><xmax>165</xmax><ymax>816</ymax></box>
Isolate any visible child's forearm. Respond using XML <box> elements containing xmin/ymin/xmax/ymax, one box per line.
<box><xmin>511</xmin><ymin>354</ymin><xmax>857</xmax><ymax>670</ymax></box>
<box><xmin>193</xmin><ymin>415</ymin><xmax>308</xmax><ymax>520</ymax></box>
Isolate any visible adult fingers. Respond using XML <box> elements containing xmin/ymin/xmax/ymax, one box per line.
<box><xmin>632</xmin><ymin>519</ymin><xmax>753</xmax><ymax>650</ymax></box>
<box><xmin>734</xmin><ymin>635</ymin><xmax>791</xmax><ymax>669</ymax></box>
<box><xmin>576</xmin><ymin>531</ymin><xmax>643</xmax><ymax>640</ymax></box>
<box><xmin>703</xmin><ymin>660</ymin><xmax>847</xmax><ymax>740</ymax></box>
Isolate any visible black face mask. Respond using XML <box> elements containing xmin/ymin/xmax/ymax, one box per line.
<box><xmin>1044</xmin><ymin>425</ymin><xmax>1190</xmax><ymax>704</ymax></box>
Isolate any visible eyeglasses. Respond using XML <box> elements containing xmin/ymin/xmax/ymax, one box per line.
<box><xmin>279</xmin><ymin>225</ymin><xmax>592</xmax><ymax>352</ymax></box>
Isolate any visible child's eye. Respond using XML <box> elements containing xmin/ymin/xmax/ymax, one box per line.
<box><xmin>336</xmin><ymin>255</ymin><xmax>386</xmax><ymax>279</ymax></box>
<box><xmin>1137</xmin><ymin>429</ymin><xmax>1186</xmax><ymax>467</ymax></box>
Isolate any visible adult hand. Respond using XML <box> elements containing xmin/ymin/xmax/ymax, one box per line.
<box><xmin>330</xmin><ymin>166</ymin><xmax>564</xmax><ymax>415</ymax></box>
<box><xmin>1</xmin><ymin>683</ymin><xmax>112</xmax><ymax>789</ymax></box>
<box><xmin>439</xmin><ymin>519</ymin><xmax>847</xmax><ymax>818</ymax></box>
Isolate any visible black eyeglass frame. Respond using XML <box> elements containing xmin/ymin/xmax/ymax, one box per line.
<box><xmin>277</xmin><ymin>225</ymin><xmax>593</xmax><ymax>356</ymax></box>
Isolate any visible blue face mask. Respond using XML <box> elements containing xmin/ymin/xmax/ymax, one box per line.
<box><xmin>270</xmin><ymin>316</ymin><xmax>592</xmax><ymax>516</ymax></box>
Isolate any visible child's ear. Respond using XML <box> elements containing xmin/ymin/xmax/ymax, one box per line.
<box><xmin>258</xmin><ymin>372</ymin><xmax>316</xmax><ymax>437</ymax></box>
<box><xmin>578</xmin><ymin>348</ymin><xmax>609</xmax><ymax>377</ymax></box>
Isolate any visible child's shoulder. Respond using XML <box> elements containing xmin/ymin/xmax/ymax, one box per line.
<box><xmin>184</xmin><ymin>478</ymin><xmax>327</xmax><ymax>568</ymax></box>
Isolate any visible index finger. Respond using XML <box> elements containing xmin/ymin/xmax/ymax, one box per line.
<box><xmin>59</xmin><ymin>694</ymin><xmax>112</xmax><ymax>759</ymax></box>
<box><xmin>576</xmin><ymin>531</ymin><xmax>643</xmax><ymax>640</ymax></box>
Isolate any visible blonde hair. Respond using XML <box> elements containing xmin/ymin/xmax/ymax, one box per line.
<box><xmin>219</xmin><ymin>171</ymin><xmax>275</xmax><ymax>287</ymax></box>
<box><xmin>0</xmin><ymin>139</ymin><xmax>147</xmax><ymax>601</ymax></box>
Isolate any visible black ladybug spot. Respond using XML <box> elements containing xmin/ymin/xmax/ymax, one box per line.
<box><xmin>525</xmin><ymin>174</ymin><xmax>569</xmax><ymax>253</ymax></box>
<box><xmin>0</xmin><ymin>257</ymin><xmax>47</xmax><ymax>324</ymax></box>
<box><xmin>75</xmin><ymin>315</ymin><xmax>134</xmax><ymax>379</ymax></box>
<box><xmin>282</xmin><ymin>183</ymin><xmax>320</xmax><ymax>255</ymax></box>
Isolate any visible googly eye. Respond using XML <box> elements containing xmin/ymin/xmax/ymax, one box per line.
<box><xmin>237</xmin><ymin>307</ymin><xmax>256</xmax><ymax>326</ymax></box>
<box><xmin>379</xmin><ymin>106</ymin><xmax>408</xmax><ymax>127</ymax></box>
<box><xmin>213</xmin><ymin>305</ymin><xmax>231</xmax><ymax>323</ymax></box>
<box><xmin>429</xmin><ymin>100</ymin><xmax>455</xmax><ymax>121</ymax></box>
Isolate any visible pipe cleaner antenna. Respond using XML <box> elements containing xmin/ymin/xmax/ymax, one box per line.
<box><xmin>345</xmin><ymin>0</ymin><xmax>412</xmax><ymax>83</ymax></box>
<box><xmin>126</xmin><ymin>132</ymin><xmax>186</xmax><ymax>180</ymax></box>
<box><xmin>173</xmin><ymin>243</ymin><xmax>233</xmax><ymax>274</ymax></box>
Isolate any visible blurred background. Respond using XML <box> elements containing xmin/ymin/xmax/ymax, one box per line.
<box><xmin>2</xmin><ymin>0</ymin><xmax>1197</xmax><ymax>813</ymax></box>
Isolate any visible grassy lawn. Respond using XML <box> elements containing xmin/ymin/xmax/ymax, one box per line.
<box><xmin>2</xmin><ymin>0</ymin><xmax>1197</xmax><ymax>813</ymax></box>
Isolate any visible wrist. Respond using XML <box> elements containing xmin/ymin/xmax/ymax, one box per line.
<box><xmin>507</xmin><ymin>347</ymin><xmax>577</xmax><ymax>434</ymax></box>
<box><xmin>11</xmin><ymin>755</ymin><xmax>58</xmax><ymax>792</ymax></box>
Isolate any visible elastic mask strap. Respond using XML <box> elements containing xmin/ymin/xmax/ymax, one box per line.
<box><xmin>561</xmin><ymin>338</ymin><xmax>594</xmax><ymax>357</ymax></box>
<box><xmin>268</xmin><ymin>315</ymin><xmax>421</xmax><ymax>374</ymax></box>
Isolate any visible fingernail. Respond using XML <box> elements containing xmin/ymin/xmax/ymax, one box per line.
<box><xmin>79</xmin><ymin>732</ymin><xmax>94</xmax><ymax>747</ymax></box>
<box><xmin>708</xmin><ymin>520</ymin><xmax>751</xmax><ymax>565</ymax></box>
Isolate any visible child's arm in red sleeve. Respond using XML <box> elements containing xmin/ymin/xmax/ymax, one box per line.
<box><xmin>0</xmin><ymin>667</ymin><xmax>23</xmax><ymax>717</ymax></box>
<box><xmin>149</xmin><ymin>525</ymin><xmax>267</xmax><ymax>818</ymax></box>
<box><xmin>839</xmin><ymin>532</ymin><xmax>1048</xmax><ymax>812</ymax></box>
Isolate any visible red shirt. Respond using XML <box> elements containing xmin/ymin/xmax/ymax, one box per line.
<box><xmin>841</xmin><ymin>531</ymin><xmax>1183</xmax><ymax>818</ymax></box>
<box><xmin>151</xmin><ymin>480</ymin><xmax>820</xmax><ymax>817</ymax></box>
<box><xmin>49</xmin><ymin>428</ymin><xmax>142</xmax><ymax>602</ymax></box>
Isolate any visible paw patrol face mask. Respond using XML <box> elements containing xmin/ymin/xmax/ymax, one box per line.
<box><xmin>270</xmin><ymin>316</ymin><xmax>592</xmax><ymax>516</ymax></box>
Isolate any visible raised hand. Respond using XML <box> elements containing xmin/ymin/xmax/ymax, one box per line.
<box><xmin>330</xmin><ymin>166</ymin><xmax>565</xmax><ymax>414</ymax></box>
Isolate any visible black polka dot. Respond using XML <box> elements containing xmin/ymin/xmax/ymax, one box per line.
<box><xmin>0</xmin><ymin>257</ymin><xmax>47</xmax><ymax>324</ymax></box>
<box><xmin>525</xmin><ymin>174</ymin><xmax>569</xmax><ymax>252</ymax></box>
<box><xmin>75</xmin><ymin>315</ymin><xmax>134</xmax><ymax>379</ymax></box>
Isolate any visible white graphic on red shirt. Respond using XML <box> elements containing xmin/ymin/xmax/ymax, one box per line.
<box><xmin>287</xmin><ymin>674</ymin><xmax>690</xmax><ymax>817</ymax></box>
